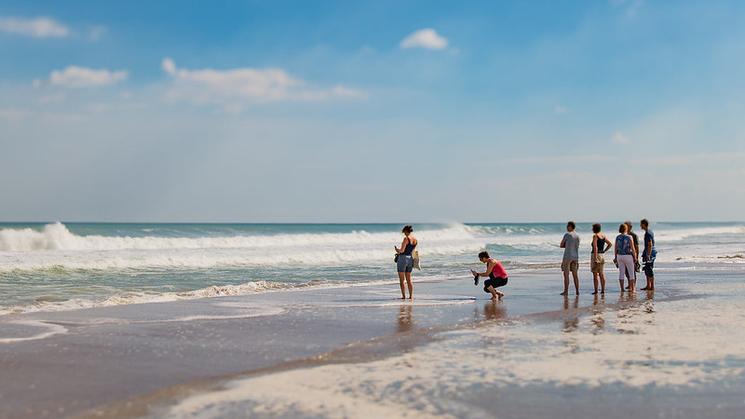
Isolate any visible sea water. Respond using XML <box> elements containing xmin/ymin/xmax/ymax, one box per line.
<box><xmin>1</xmin><ymin>222</ymin><xmax>743</xmax><ymax>315</ymax></box>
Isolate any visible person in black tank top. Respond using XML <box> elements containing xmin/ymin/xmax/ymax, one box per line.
<box><xmin>395</xmin><ymin>225</ymin><xmax>417</xmax><ymax>299</ymax></box>
<box><xmin>590</xmin><ymin>223</ymin><xmax>613</xmax><ymax>295</ymax></box>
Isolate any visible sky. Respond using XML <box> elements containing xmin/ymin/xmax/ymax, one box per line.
<box><xmin>1</xmin><ymin>0</ymin><xmax>744</xmax><ymax>223</ymax></box>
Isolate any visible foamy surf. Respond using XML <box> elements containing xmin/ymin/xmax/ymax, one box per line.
<box><xmin>0</xmin><ymin>320</ymin><xmax>68</xmax><ymax>344</ymax></box>
<box><xmin>0</xmin><ymin>222</ymin><xmax>484</xmax><ymax>272</ymax></box>
<box><xmin>0</xmin><ymin>280</ymin><xmax>288</xmax><ymax>316</ymax></box>
<box><xmin>0</xmin><ymin>277</ymin><xmax>426</xmax><ymax>316</ymax></box>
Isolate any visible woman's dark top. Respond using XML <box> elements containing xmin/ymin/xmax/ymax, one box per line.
<box><xmin>592</xmin><ymin>234</ymin><xmax>607</xmax><ymax>254</ymax></box>
<box><xmin>402</xmin><ymin>238</ymin><xmax>417</xmax><ymax>255</ymax></box>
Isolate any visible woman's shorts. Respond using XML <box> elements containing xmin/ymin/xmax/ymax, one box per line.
<box><xmin>590</xmin><ymin>254</ymin><xmax>605</xmax><ymax>274</ymax></box>
<box><xmin>397</xmin><ymin>255</ymin><xmax>413</xmax><ymax>273</ymax></box>
<box><xmin>484</xmin><ymin>276</ymin><xmax>508</xmax><ymax>293</ymax></box>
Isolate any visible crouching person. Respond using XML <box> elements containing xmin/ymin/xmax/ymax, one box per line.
<box><xmin>471</xmin><ymin>251</ymin><xmax>509</xmax><ymax>301</ymax></box>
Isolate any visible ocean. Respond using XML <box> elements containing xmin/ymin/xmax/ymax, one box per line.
<box><xmin>1</xmin><ymin>221</ymin><xmax>744</xmax><ymax>316</ymax></box>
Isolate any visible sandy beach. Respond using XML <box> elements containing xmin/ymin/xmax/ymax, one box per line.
<box><xmin>4</xmin><ymin>1</ymin><xmax>745</xmax><ymax>417</ymax></box>
<box><xmin>2</xmin><ymin>268</ymin><xmax>744</xmax><ymax>419</ymax></box>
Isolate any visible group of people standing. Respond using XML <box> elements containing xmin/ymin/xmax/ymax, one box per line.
<box><xmin>394</xmin><ymin>221</ymin><xmax>658</xmax><ymax>301</ymax></box>
<box><xmin>561</xmin><ymin>219</ymin><xmax>657</xmax><ymax>295</ymax></box>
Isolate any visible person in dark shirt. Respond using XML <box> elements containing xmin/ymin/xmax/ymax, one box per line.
<box><xmin>624</xmin><ymin>221</ymin><xmax>640</xmax><ymax>289</ymax></box>
<box><xmin>640</xmin><ymin>219</ymin><xmax>657</xmax><ymax>290</ymax></box>
<box><xmin>590</xmin><ymin>223</ymin><xmax>613</xmax><ymax>295</ymax></box>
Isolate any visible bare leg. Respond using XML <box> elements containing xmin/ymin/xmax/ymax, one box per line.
<box><xmin>486</xmin><ymin>285</ymin><xmax>503</xmax><ymax>301</ymax></box>
<box><xmin>625</xmin><ymin>270</ymin><xmax>631</xmax><ymax>290</ymax></box>
<box><xmin>561</xmin><ymin>270</ymin><xmax>570</xmax><ymax>295</ymax></box>
<box><xmin>572</xmin><ymin>270</ymin><xmax>580</xmax><ymax>295</ymax></box>
<box><xmin>398</xmin><ymin>272</ymin><xmax>406</xmax><ymax>299</ymax></box>
<box><xmin>641</xmin><ymin>269</ymin><xmax>653</xmax><ymax>290</ymax></box>
<box><xmin>629</xmin><ymin>279</ymin><xmax>636</xmax><ymax>293</ymax></box>
<box><xmin>405</xmin><ymin>272</ymin><xmax>413</xmax><ymax>300</ymax></box>
<box><xmin>592</xmin><ymin>273</ymin><xmax>599</xmax><ymax>295</ymax></box>
<box><xmin>599</xmin><ymin>271</ymin><xmax>606</xmax><ymax>294</ymax></box>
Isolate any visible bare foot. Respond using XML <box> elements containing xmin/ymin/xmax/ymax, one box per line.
<box><xmin>640</xmin><ymin>287</ymin><xmax>649</xmax><ymax>291</ymax></box>
<box><xmin>560</xmin><ymin>291</ymin><xmax>568</xmax><ymax>296</ymax></box>
<box><xmin>592</xmin><ymin>291</ymin><xmax>598</xmax><ymax>295</ymax></box>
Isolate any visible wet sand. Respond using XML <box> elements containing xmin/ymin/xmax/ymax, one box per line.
<box><xmin>2</xmin><ymin>271</ymin><xmax>744</xmax><ymax>418</ymax></box>
<box><xmin>0</xmin><ymin>275</ymin><xmax>522</xmax><ymax>418</ymax></box>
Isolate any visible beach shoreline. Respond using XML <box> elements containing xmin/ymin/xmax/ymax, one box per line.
<box><xmin>137</xmin><ymin>270</ymin><xmax>745</xmax><ymax>419</ymax></box>
<box><xmin>4</xmin><ymin>268</ymin><xmax>742</xmax><ymax>418</ymax></box>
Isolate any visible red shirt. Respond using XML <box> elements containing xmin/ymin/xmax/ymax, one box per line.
<box><xmin>491</xmin><ymin>260</ymin><xmax>508</xmax><ymax>278</ymax></box>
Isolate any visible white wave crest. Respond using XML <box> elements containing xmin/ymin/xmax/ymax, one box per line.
<box><xmin>0</xmin><ymin>223</ymin><xmax>486</xmax><ymax>271</ymax></box>
<box><xmin>0</xmin><ymin>277</ymin><xmax>411</xmax><ymax>316</ymax></box>
<box><xmin>0</xmin><ymin>222</ymin><xmax>481</xmax><ymax>252</ymax></box>
<box><xmin>0</xmin><ymin>280</ymin><xmax>291</xmax><ymax>316</ymax></box>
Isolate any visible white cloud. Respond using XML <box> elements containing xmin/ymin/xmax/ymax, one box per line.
<box><xmin>611</xmin><ymin>131</ymin><xmax>631</xmax><ymax>144</ymax></box>
<box><xmin>0</xmin><ymin>16</ymin><xmax>69</xmax><ymax>38</ymax></box>
<box><xmin>400</xmin><ymin>28</ymin><xmax>448</xmax><ymax>50</ymax></box>
<box><xmin>47</xmin><ymin>66</ymin><xmax>128</xmax><ymax>88</ymax></box>
<box><xmin>162</xmin><ymin>58</ymin><xmax>177</xmax><ymax>75</ymax></box>
<box><xmin>160</xmin><ymin>58</ymin><xmax>365</xmax><ymax>106</ymax></box>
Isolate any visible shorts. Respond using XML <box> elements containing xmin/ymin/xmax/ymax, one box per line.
<box><xmin>643</xmin><ymin>258</ymin><xmax>655</xmax><ymax>278</ymax></box>
<box><xmin>561</xmin><ymin>259</ymin><xmax>579</xmax><ymax>273</ymax></box>
<box><xmin>396</xmin><ymin>255</ymin><xmax>413</xmax><ymax>273</ymax></box>
<box><xmin>590</xmin><ymin>254</ymin><xmax>605</xmax><ymax>274</ymax></box>
<box><xmin>484</xmin><ymin>275</ymin><xmax>508</xmax><ymax>293</ymax></box>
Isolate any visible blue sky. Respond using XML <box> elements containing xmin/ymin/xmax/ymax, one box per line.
<box><xmin>1</xmin><ymin>0</ymin><xmax>744</xmax><ymax>222</ymax></box>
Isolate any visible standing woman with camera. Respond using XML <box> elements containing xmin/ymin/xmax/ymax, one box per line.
<box><xmin>395</xmin><ymin>225</ymin><xmax>418</xmax><ymax>299</ymax></box>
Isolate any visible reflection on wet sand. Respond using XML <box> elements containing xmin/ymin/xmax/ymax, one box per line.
<box><xmin>472</xmin><ymin>301</ymin><xmax>507</xmax><ymax>322</ymax></box>
<box><xmin>397</xmin><ymin>304</ymin><xmax>413</xmax><ymax>333</ymax></box>
<box><xmin>562</xmin><ymin>295</ymin><xmax>579</xmax><ymax>332</ymax></box>
<box><xmin>618</xmin><ymin>291</ymin><xmax>638</xmax><ymax>305</ymax></box>
<box><xmin>482</xmin><ymin>301</ymin><xmax>506</xmax><ymax>321</ymax></box>
<box><xmin>590</xmin><ymin>293</ymin><xmax>606</xmax><ymax>333</ymax></box>
<box><xmin>615</xmin><ymin>291</ymin><xmax>656</xmax><ymax>336</ymax></box>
